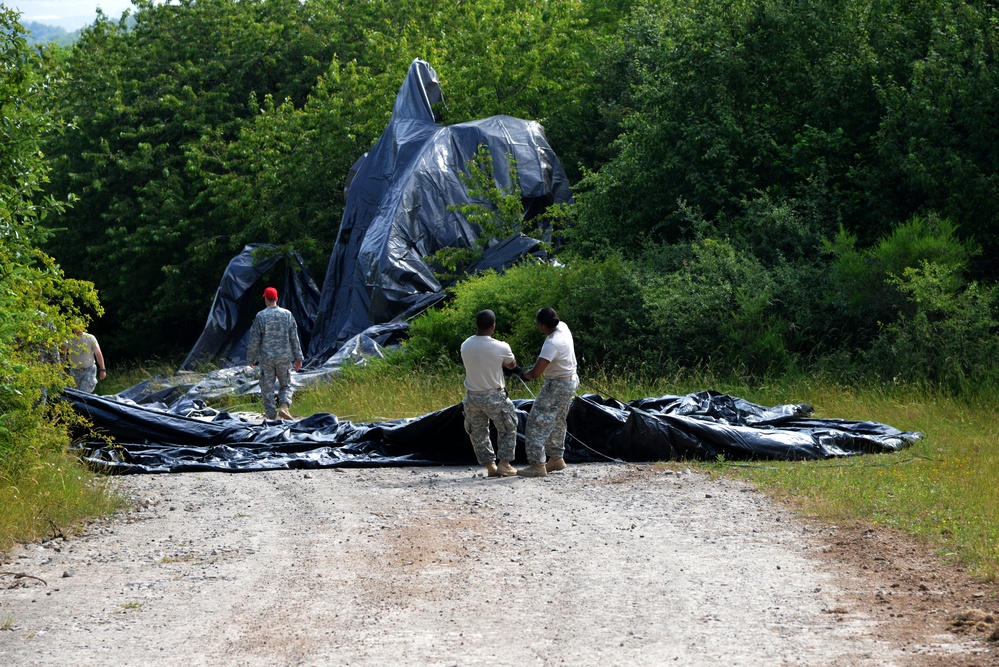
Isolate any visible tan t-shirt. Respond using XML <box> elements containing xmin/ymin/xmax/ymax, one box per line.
<box><xmin>66</xmin><ymin>333</ymin><xmax>99</xmax><ymax>370</ymax></box>
<box><xmin>460</xmin><ymin>335</ymin><xmax>515</xmax><ymax>392</ymax></box>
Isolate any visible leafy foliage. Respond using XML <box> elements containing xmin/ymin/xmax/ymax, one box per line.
<box><xmin>866</xmin><ymin>263</ymin><xmax>999</xmax><ymax>392</ymax></box>
<box><xmin>574</xmin><ymin>0</ymin><xmax>999</xmax><ymax>272</ymax></box>
<box><xmin>428</xmin><ymin>143</ymin><xmax>559</xmax><ymax>282</ymax></box>
<box><xmin>824</xmin><ymin>214</ymin><xmax>976</xmax><ymax>342</ymax></box>
<box><xmin>43</xmin><ymin>0</ymin><xmax>338</xmax><ymax>358</ymax></box>
<box><xmin>406</xmin><ymin>262</ymin><xmax>568</xmax><ymax>367</ymax></box>
<box><xmin>0</xmin><ymin>8</ymin><xmax>102</xmax><ymax>475</ymax></box>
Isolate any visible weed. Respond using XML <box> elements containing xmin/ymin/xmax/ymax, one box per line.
<box><xmin>159</xmin><ymin>554</ymin><xmax>195</xmax><ymax>564</ymax></box>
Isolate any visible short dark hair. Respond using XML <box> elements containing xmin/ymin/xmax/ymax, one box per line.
<box><xmin>536</xmin><ymin>307</ymin><xmax>559</xmax><ymax>328</ymax></box>
<box><xmin>476</xmin><ymin>309</ymin><xmax>496</xmax><ymax>330</ymax></box>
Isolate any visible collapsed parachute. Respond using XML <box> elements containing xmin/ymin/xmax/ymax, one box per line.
<box><xmin>180</xmin><ymin>60</ymin><xmax>572</xmax><ymax>371</ymax></box>
<box><xmin>68</xmin><ymin>387</ymin><xmax>920</xmax><ymax>474</ymax></box>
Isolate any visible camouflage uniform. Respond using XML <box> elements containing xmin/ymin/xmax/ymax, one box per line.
<box><xmin>247</xmin><ymin>305</ymin><xmax>303</xmax><ymax>419</ymax></box>
<box><xmin>524</xmin><ymin>376</ymin><xmax>578</xmax><ymax>465</ymax></box>
<box><xmin>463</xmin><ymin>390</ymin><xmax>518</xmax><ymax>465</ymax></box>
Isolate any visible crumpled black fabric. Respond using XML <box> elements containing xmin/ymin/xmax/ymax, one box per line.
<box><xmin>180</xmin><ymin>244</ymin><xmax>321</xmax><ymax>370</ymax></box>
<box><xmin>65</xmin><ymin>388</ymin><xmax>921</xmax><ymax>474</ymax></box>
<box><xmin>307</xmin><ymin>59</ymin><xmax>573</xmax><ymax>362</ymax></box>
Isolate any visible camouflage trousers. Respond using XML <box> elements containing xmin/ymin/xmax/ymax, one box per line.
<box><xmin>259</xmin><ymin>361</ymin><xmax>293</xmax><ymax>419</ymax></box>
<box><xmin>462</xmin><ymin>389</ymin><xmax>518</xmax><ymax>464</ymax></box>
<box><xmin>70</xmin><ymin>366</ymin><xmax>97</xmax><ymax>393</ymax></box>
<box><xmin>525</xmin><ymin>376</ymin><xmax>578</xmax><ymax>465</ymax></box>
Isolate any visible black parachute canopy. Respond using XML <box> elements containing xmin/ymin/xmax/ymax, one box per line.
<box><xmin>68</xmin><ymin>388</ymin><xmax>921</xmax><ymax>474</ymax></box>
<box><xmin>307</xmin><ymin>59</ymin><xmax>573</xmax><ymax>363</ymax></box>
<box><xmin>179</xmin><ymin>61</ymin><xmax>569</xmax><ymax>370</ymax></box>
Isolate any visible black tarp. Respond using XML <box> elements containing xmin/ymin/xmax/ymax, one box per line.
<box><xmin>306</xmin><ymin>59</ymin><xmax>573</xmax><ymax>362</ymax></box>
<box><xmin>67</xmin><ymin>388</ymin><xmax>921</xmax><ymax>474</ymax></box>
<box><xmin>180</xmin><ymin>61</ymin><xmax>568</xmax><ymax>371</ymax></box>
<box><xmin>181</xmin><ymin>245</ymin><xmax>321</xmax><ymax>370</ymax></box>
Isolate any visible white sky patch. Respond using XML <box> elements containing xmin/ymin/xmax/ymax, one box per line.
<box><xmin>12</xmin><ymin>1</ymin><xmax>152</xmax><ymax>30</ymax></box>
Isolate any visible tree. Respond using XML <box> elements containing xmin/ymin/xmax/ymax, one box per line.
<box><xmin>43</xmin><ymin>0</ymin><xmax>336</xmax><ymax>359</ymax></box>
<box><xmin>872</xmin><ymin>1</ymin><xmax>999</xmax><ymax>275</ymax></box>
<box><xmin>0</xmin><ymin>8</ymin><xmax>102</xmax><ymax>473</ymax></box>
<box><xmin>573</xmin><ymin>0</ymin><xmax>892</xmax><ymax>258</ymax></box>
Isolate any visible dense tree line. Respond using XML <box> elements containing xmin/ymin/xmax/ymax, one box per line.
<box><xmin>10</xmin><ymin>0</ymin><xmax>999</xmax><ymax>389</ymax></box>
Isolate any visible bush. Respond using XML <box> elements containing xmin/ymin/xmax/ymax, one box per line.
<box><xmin>406</xmin><ymin>256</ymin><xmax>648</xmax><ymax>371</ymax></box>
<box><xmin>823</xmin><ymin>213</ymin><xmax>976</xmax><ymax>345</ymax></box>
<box><xmin>865</xmin><ymin>262</ymin><xmax>999</xmax><ymax>393</ymax></box>
<box><xmin>636</xmin><ymin>238</ymin><xmax>791</xmax><ymax>376</ymax></box>
<box><xmin>406</xmin><ymin>242</ymin><xmax>798</xmax><ymax>379</ymax></box>
<box><xmin>406</xmin><ymin>261</ymin><xmax>569</xmax><ymax>366</ymax></box>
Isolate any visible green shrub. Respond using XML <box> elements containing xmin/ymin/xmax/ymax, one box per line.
<box><xmin>406</xmin><ymin>261</ymin><xmax>569</xmax><ymax>366</ymax></box>
<box><xmin>865</xmin><ymin>262</ymin><xmax>999</xmax><ymax>392</ymax></box>
<box><xmin>0</xmin><ymin>10</ymin><xmax>121</xmax><ymax>548</ymax></box>
<box><xmin>406</xmin><ymin>256</ymin><xmax>649</xmax><ymax>370</ymax></box>
<box><xmin>638</xmin><ymin>238</ymin><xmax>790</xmax><ymax>375</ymax></box>
<box><xmin>824</xmin><ymin>213</ymin><xmax>975</xmax><ymax>341</ymax></box>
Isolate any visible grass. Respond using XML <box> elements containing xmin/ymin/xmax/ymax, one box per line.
<box><xmin>292</xmin><ymin>359</ymin><xmax>468</xmax><ymax>421</ymax></box>
<box><xmin>0</xmin><ymin>450</ymin><xmax>127</xmax><ymax>552</ymax></box>
<box><xmin>96</xmin><ymin>357</ymin><xmax>185</xmax><ymax>396</ymax></box>
<box><xmin>0</xmin><ymin>357</ymin><xmax>163</xmax><ymax>552</ymax></box>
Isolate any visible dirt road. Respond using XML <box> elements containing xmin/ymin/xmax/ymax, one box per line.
<box><xmin>0</xmin><ymin>464</ymin><xmax>993</xmax><ymax>666</ymax></box>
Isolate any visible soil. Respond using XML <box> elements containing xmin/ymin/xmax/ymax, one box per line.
<box><xmin>1</xmin><ymin>463</ymin><xmax>997</xmax><ymax>666</ymax></box>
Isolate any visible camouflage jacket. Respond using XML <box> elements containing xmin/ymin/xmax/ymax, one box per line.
<box><xmin>246</xmin><ymin>306</ymin><xmax>304</xmax><ymax>364</ymax></box>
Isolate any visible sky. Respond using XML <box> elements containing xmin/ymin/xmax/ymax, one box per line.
<box><xmin>10</xmin><ymin>1</ymin><xmax>153</xmax><ymax>30</ymax></box>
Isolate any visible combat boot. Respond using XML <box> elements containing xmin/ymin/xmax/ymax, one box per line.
<box><xmin>496</xmin><ymin>460</ymin><xmax>517</xmax><ymax>477</ymax></box>
<box><xmin>278</xmin><ymin>403</ymin><xmax>293</xmax><ymax>420</ymax></box>
<box><xmin>545</xmin><ymin>457</ymin><xmax>566</xmax><ymax>472</ymax></box>
<box><xmin>517</xmin><ymin>463</ymin><xmax>548</xmax><ymax>478</ymax></box>
<box><xmin>485</xmin><ymin>461</ymin><xmax>499</xmax><ymax>477</ymax></box>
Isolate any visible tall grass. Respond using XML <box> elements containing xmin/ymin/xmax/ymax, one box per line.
<box><xmin>0</xmin><ymin>452</ymin><xmax>126</xmax><ymax>551</ymax></box>
<box><xmin>293</xmin><ymin>358</ymin><xmax>466</xmax><ymax>421</ymax></box>
<box><xmin>0</xmin><ymin>401</ymin><xmax>129</xmax><ymax>552</ymax></box>
<box><xmin>96</xmin><ymin>357</ymin><xmax>184</xmax><ymax>395</ymax></box>
<box><xmin>0</xmin><ymin>355</ymin><xmax>168</xmax><ymax>550</ymax></box>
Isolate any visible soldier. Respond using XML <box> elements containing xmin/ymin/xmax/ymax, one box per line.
<box><xmin>64</xmin><ymin>330</ymin><xmax>106</xmax><ymax>393</ymax></box>
<box><xmin>517</xmin><ymin>307</ymin><xmax>578</xmax><ymax>478</ymax></box>
<box><xmin>247</xmin><ymin>287</ymin><xmax>304</xmax><ymax>420</ymax></box>
<box><xmin>460</xmin><ymin>309</ymin><xmax>520</xmax><ymax>477</ymax></box>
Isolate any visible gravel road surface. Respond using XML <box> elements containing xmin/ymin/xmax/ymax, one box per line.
<box><xmin>0</xmin><ymin>464</ymin><xmax>991</xmax><ymax>666</ymax></box>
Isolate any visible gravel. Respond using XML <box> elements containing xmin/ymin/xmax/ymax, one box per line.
<box><xmin>0</xmin><ymin>464</ymin><xmax>985</xmax><ymax>666</ymax></box>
